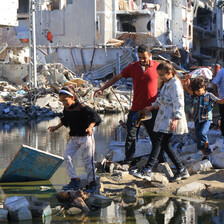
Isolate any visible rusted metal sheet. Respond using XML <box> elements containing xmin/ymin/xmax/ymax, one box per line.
<box><xmin>0</xmin><ymin>145</ymin><xmax>64</xmax><ymax>183</ymax></box>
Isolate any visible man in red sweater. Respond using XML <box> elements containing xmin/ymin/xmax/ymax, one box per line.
<box><xmin>94</xmin><ymin>44</ymin><xmax>163</xmax><ymax>166</ymax></box>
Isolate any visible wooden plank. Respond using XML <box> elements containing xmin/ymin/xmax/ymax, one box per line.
<box><xmin>0</xmin><ymin>145</ymin><xmax>64</xmax><ymax>183</ymax></box>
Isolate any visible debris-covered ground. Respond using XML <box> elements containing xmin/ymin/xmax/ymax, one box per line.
<box><xmin>1</xmin><ymin>50</ymin><xmax>224</xmax><ymax>222</ymax></box>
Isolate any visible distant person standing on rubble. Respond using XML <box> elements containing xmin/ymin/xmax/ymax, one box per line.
<box><xmin>48</xmin><ymin>85</ymin><xmax>101</xmax><ymax>193</ymax></box>
<box><xmin>94</xmin><ymin>44</ymin><xmax>164</xmax><ymax>167</ymax></box>
<box><xmin>212</xmin><ymin>67</ymin><xmax>224</xmax><ymax>140</ymax></box>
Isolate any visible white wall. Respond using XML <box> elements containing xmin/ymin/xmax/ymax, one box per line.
<box><xmin>35</xmin><ymin>0</ymin><xmax>96</xmax><ymax>46</ymax></box>
<box><xmin>172</xmin><ymin>0</ymin><xmax>193</xmax><ymax>50</ymax></box>
<box><xmin>0</xmin><ymin>0</ymin><xmax>18</xmax><ymax>27</ymax></box>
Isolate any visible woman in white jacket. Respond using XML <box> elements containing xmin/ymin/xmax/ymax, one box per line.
<box><xmin>131</xmin><ymin>61</ymin><xmax>189</xmax><ymax>182</ymax></box>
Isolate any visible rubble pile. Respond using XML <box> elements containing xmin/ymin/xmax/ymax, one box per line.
<box><xmin>0</xmin><ymin>63</ymin><xmax>133</xmax><ymax>119</ymax></box>
<box><xmin>0</xmin><ymin>196</ymin><xmax>51</xmax><ymax>222</ymax></box>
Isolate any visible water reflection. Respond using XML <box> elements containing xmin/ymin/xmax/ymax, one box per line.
<box><xmin>0</xmin><ymin>113</ymin><xmax>124</xmax><ymax>173</ymax></box>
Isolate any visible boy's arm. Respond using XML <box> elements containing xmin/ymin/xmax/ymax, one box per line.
<box><xmin>217</xmin><ymin>98</ymin><xmax>224</xmax><ymax>104</ymax></box>
<box><xmin>183</xmin><ymin>74</ymin><xmax>193</xmax><ymax>96</ymax></box>
<box><xmin>210</xmin><ymin>92</ymin><xmax>224</xmax><ymax>104</ymax></box>
<box><xmin>212</xmin><ymin>83</ymin><xmax>218</xmax><ymax>97</ymax></box>
<box><xmin>184</xmin><ymin>84</ymin><xmax>193</xmax><ymax>96</ymax></box>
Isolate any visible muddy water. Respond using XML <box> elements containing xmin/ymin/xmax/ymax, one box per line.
<box><xmin>1</xmin><ymin>114</ymin><xmax>224</xmax><ymax>223</ymax></box>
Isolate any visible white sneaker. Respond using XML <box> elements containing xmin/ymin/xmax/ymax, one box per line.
<box><xmin>130</xmin><ymin>168</ymin><xmax>152</xmax><ymax>181</ymax></box>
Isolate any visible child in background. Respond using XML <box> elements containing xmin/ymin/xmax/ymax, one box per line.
<box><xmin>48</xmin><ymin>85</ymin><xmax>101</xmax><ymax>193</ymax></box>
<box><xmin>131</xmin><ymin>61</ymin><xmax>189</xmax><ymax>182</ymax></box>
<box><xmin>184</xmin><ymin>76</ymin><xmax>224</xmax><ymax>155</ymax></box>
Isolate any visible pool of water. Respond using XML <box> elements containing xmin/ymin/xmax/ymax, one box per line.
<box><xmin>1</xmin><ymin>114</ymin><xmax>224</xmax><ymax>223</ymax></box>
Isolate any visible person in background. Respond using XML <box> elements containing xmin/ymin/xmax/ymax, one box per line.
<box><xmin>48</xmin><ymin>85</ymin><xmax>101</xmax><ymax>193</ymax></box>
<box><xmin>212</xmin><ymin>68</ymin><xmax>224</xmax><ymax>140</ymax></box>
<box><xmin>94</xmin><ymin>44</ymin><xmax>165</xmax><ymax>168</ymax></box>
<box><xmin>131</xmin><ymin>61</ymin><xmax>189</xmax><ymax>182</ymax></box>
<box><xmin>184</xmin><ymin>76</ymin><xmax>224</xmax><ymax>155</ymax></box>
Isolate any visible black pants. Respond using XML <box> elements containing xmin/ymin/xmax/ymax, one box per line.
<box><xmin>145</xmin><ymin>132</ymin><xmax>184</xmax><ymax>171</ymax></box>
<box><xmin>219</xmin><ymin>104</ymin><xmax>224</xmax><ymax>136</ymax></box>
<box><xmin>125</xmin><ymin>110</ymin><xmax>165</xmax><ymax>162</ymax></box>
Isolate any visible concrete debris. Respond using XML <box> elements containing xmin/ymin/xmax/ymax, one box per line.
<box><xmin>2</xmin><ymin>195</ymin><xmax>53</xmax><ymax>222</ymax></box>
<box><xmin>150</xmin><ymin>172</ymin><xmax>169</xmax><ymax>187</ymax></box>
<box><xmin>176</xmin><ymin>182</ymin><xmax>206</xmax><ymax>196</ymax></box>
<box><xmin>85</xmin><ymin>194</ymin><xmax>112</xmax><ymax>209</ymax></box>
<box><xmin>187</xmin><ymin>159</ymin><xmax>213</xmax><ymax>175</ymax></box>
<box><xmin>0</xmin><ymin>208</ymin><xmax>8</xmax><ymax>222</ymax></box>
<box><xmin>210</xmin><ymin>152</ymin><xmax>224</xmax><ymax>169</ymax></box>
<box><xmin>4</xmin><ymin>196</ymin><xmax>32</xmax><ymax>221</ymax></box>
<box><xmin>157</xmin><ymin>162</ymin><xmax>174</xmax><ymax>179</ymax></box>
<box><xmin>27</xmin><ymin>197</ymin><xmax>52</xmax><ymax>218</ymax></box>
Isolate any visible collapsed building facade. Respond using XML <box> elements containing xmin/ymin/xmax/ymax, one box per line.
<box><xmin>0</xmin><ymin>0</ymin><xmax>223</xmax><ymax>84</ymax></box>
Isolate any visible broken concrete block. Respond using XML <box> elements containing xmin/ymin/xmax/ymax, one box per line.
<box><xmin>181</xmin><ymin>143</ymin><xmax>197</xmax><ymax>153</ymax></box>
<box><xmin>35</xmin><ymin>95</ymin><xmax>52</xmax><ymax>108</ymax></box>
<box><xmin>0</xmin><ymin>208</ymin><xmax>8</xmax><ymax>222</ymax></box>
<box><xmin>157</xmin><ymin>162</ymin><xmax>174</xmax><ymax>179</ymax></box>
<box><xmin>210</xmin><ymin>152</ymin><xmax>224</xmax><ymax>168</ymax></box>
<box><xmin>4</xmin><ymin>196</ymin><xmax>32</xmax><ymax>221</ymax></box>
<box><xmin>210</xmin><ymin>138</ymin><xmax>224</xmax><ymax>151</ymax></box>
<box><xmin>187</xmin><ymin>159</ymin><xmax>212</xmax><ymax>175</ymax></box>
<box><xmin>29</xmin><ymin>200</ymin><xmax>51</xmax><ymax>218</ymax></box>
<box><xmin>65</xmin><ymin>207</ymin><xmax>82</xmax><ymax>215</ymax></box>
<box><xmin>48</xmin><ymin>100</ymin><xmax>59</xmax><ymax>110</ymax></box>
<box><xmin>85</xmin><ymin>194</ymin><xmax>112</xmax><ymax>208</ymax></box>
<box><xmin>4</xmin><ymin>196</ymin><xmax>30</xmax><ymax>210</ymax></box>
<box><xmin>151</xmin><ymin>172</ymin><xmax>169</xmax><ymax>185</ymax></box>
<box><xmin>176</xmin><ymin>182</ymin><xmax>206</xmax><ymax>196</ymax></box>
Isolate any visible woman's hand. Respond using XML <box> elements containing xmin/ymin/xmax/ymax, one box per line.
<box><xmin>169</xmin><ymin>119</ymin><xmax>178</xmax><ymax>131</ymax></box>
<box><xmin>144</xmin><ymin>106</ymin><xmax>153</xmax><ymax>112</ymax></box>
<box><xmin>48</xmin><ymin>126</ymin><xmax>58</xmax><ymax>133</ymax></box>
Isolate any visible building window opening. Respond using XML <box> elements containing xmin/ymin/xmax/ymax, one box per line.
<box><xmin>147</xmin><ymin>21</ymin><xmax>151</xmax><ymax>31</ymax></box>
<box><xmin>122</xmin><ymin>23</ymin><xmax>136</xmax><ymax>32</ymax></box>
<box><xmin>18</xmin><ymin>0</ymin><xmax>29</xmax><ymax>13</ymax></box>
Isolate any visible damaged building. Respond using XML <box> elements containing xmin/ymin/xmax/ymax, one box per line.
<box><xmin>0</xmin><ymin>0</ymin><xmax>223</xmax><ymax>83</ymax></box>
<box><xmin>192</xmin><ymin>0</ymin><xmax>224</xmax><ymax>66</ymax></box>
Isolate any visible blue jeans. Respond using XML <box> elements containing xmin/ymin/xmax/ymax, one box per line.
<box><xmin>195</xmin><ymin>120</ymin><xmax>211</xmax><ymax>150</ymax></box>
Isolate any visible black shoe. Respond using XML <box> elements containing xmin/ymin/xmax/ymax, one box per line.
<box><xmin>62</xmin><ymin>178</ymin><xmax>81</xmax><ymax>191</ymax></box>
<box><xmin>85</xmin><ymin>181</ymin><xmax>97</xmax><ymax>194</ymax></box>
<box><xmin>170</xmin><ymin>169</ymin><xmax>190</xmax><ymax>182</ymax></box>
